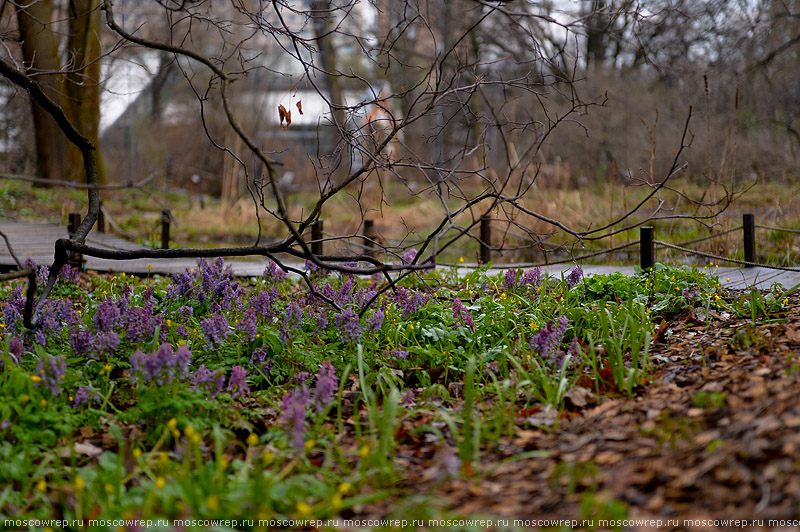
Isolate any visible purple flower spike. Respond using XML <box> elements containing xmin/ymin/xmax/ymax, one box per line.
<box><xmin>312</xmin><ymin>361</ymin><xmax>338</xmax><ymax>413</ymax></box>
<box><xmin>201</xmin><ymin>313</ymin><xmax>230</xmax><ymax>348</ymax></box>
<box><xmin>35</xmin><ymin>356</ymin><xmax>67</xmax><ymax>396</ymax></box>
<box><xmin>74</xmin><ymin>386</ymin><xmax>101</xmax><ymax>407</ymax></box>
<box><xmin>452</xmin><ymin>297</ymin><xmax>474</xmax><ymax>330</ymax></box>
<box><xmin>504</xmin><ymin>269</ymin><xmax>518</xmax><ymax>292</ymax></box>
<box><xmin>567</xmin><ymin>266</ymin><xmax>584</xmax><ymax>289</ymax></box>
<box><xmin>280</xmin><ymin>385</ymin><xmax>310</xmax><ymax>450</ymax></box>
<box><xmin>227</xmin><ymin>365</ymin><xmax>250</xmax><ymax>399</ymax></box>
<box><xmin>530</xmin><ymin>315</ymin><xmax>569</xmax><ymax>361</ymax></box>
<box><xmin>333</xmin><ymin>308</ymin><xmax>362</xmax><ymax>343</ymax></box>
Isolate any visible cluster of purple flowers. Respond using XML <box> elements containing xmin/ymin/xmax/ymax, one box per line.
<box><xmin>190</xmin><ymin>364</ymin><xmax>227</xmax><ymax>395</ymax></box>
<box><xmin>566</xmin><ymin>266</ymin><xmax>584</xmax><ymax>289</ymax></box>
<box><xmin>682</xmin><ymin>287</ymin><xmax>700</xmax><ymax>299</ymax></box>
<box><xmin>73</xmin><ymin>386</ymin><xmax>101</xmax><ymax>407</ymax></box>
<box><xmin>263</xmin><ymin>261</ymin><xmax>287</xmax><ymax>283</ymax></box>
<box><xmin>189</xmin><ymin>364</ymin><xmax>251</xmax><ymax>399</ymax></box>
<box><xmin>23</xmin><ymin>258</ymin><xmax>79</xmax><ymax>285</ymax></box>
<box><xmin>130</xmin><ymin>343</ymin><xmax>192</xmax><ymax>385</ymax></box>
<box><xmin>452</xmin><ymin>297</ymin><xmax>475</xmax><ymax>329</ymax></box>
<box><xmin>35</xmin><ymin>356</ymin><xmax>67</xmax><ymax>396</ymax></box>
<box><xmin>250</xmin><ymin>289</ymin><xmax>278</xmax><ymax>320</ymax></box>
<box><xmin>280</xmin><ymin>361</ymin><xmax>339</xmax><ymax>449</ymax></box>
<box><xmin>167</xmin><ymin>258</ymin><xmax>242</xmax><ymax>310</ymax></box>
<box><xmin>201</xmin><ymin>313</ymin><xmax>230</xmax><ymax>348</ymax></box>
<box><xmin>393</xmin><ymin>287</ymin><xmax>430</xmax><ymax>318</ymax></box>
<box><xmin>400</xmin><ymin>248</ymin><xmax>419</xmax><ymax>264</ymax></box>
<box><xmin>503</xmin><ymin>268</ymin><xmax>543</xmax><ymax>293</ymax></box>
<box><xmin>531</xmin><ymin>316</ymin><xmax>569</xmax><ymax>360</ymax></box>
<box><xmin>249</xmin><ymin>347</ymin><xmax>275</xmax><ymax>374</ymax></box>
<box><xmin>530</xmin><ymin>316</ymin><xmax>579</xmax><ymax>368</ymax></box>
<box><xmin>333</xmin><ymin>308</ymin><xmax>362</xmax><ymax>343</ymax></box>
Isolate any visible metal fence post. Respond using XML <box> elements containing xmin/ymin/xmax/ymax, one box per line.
<box><xmin>312</xmin><ymin>219</ymin><xmax>323</xmax><ymax>256</ymax></box>
<box><xmin>640</xmin><ymin>226</ymin><xmax>654</xmax><ymax>270</ymax></box>
<box><xmin>480</xmin><ymin>216</ymin><xmax>492</xmax><ymax>264</ymax></box>
<box><xmin>161</xmin><ymin>209</ymin><xmax>171</xmax><ymax>249</ymax></box>
<box><xmin>743</xmin><ymin>213</ymin><xmax>755</xmax><ymax>267</ymax></box>
<box><xmin>97</xmin><ymin>202</ymin><xmax>105</xmax><ymax>233</ymax></box>
<box><xmin>364</xmin><ymin>219</ymin><xmax>375</xmax><ymax>256</ymax></box>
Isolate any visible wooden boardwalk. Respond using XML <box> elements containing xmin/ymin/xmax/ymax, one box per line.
<box><xmin>1</xmin><ymin>221</ymin><xmax>799</xmax><ymax>289</ymax></box>
<box><xmin>0</xmin><ymin>220</ymin><xmax>268</xmax><ymax>276</ymax></box>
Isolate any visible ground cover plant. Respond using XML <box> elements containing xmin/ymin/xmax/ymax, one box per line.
<box><xmin>3</xmin><ymin>257</ymin><xmax>794</xmax><ymax>530</ymax></box>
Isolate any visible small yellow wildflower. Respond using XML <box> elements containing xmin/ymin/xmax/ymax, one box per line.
<box><xmin>337</xmin><ymin>482</ymin><xmax>351</xmax><ymax>495</ymax></box>
<box><xmin>105</xmin><ymin>483</ymin><xmax>115</xmax><ymax>495</ymax></box>
<box><xmin>132</xmin><ymin>448</ymin><xmax>142</xmax><ymax>459</ymax></box>
<box><xmin>166</xmin><ymin>319</ymin><xmax>172</xmax><ymax>327</ymax></box>
<box><xmin>459</xmin><ymin>257</ymin><xmax>465</xmax><ymax>263</ymax></box>
<box><xmin>331</xmin><ymin>495</ymin><xmax>343</xmax><ymax>509</ymax></box>
<box><xmin>262</xmin><ymin>450</ymin><xmax>274</xmax><ymax>464</ymax></box>
<box><xmin>31</xmin><ymin>375</ymin><xmax>42</xmax><ymax>384</ymax></box>
<box><xmin>247</xmin><ymin>433</ymin><xmax>259</xmax><ymax>447</ymax></box>
<box><xmin>40</xmin><ymin>399</ymin><xmax>47</xmax><ymax>407</ymax></box>
<box><xmin>148</xmin><ymin>264</ymin><xmax>153</xmax><ymax>271</ymax></box>
<box><xmin>74</xmin><ymin>476</ymin><xmax>85</xmax><ymax>492</ymax></box>
<box><xmin>36</xmin><ymin>479</ymin><xmax>47</xmax><ymax>492</ymax></box>
<box><xmin>167</xmin><ymin>418</ymin><xmax>178</xmax><ymax>431</ymax></box>
<box><xmin>359</xmin><ymin>444</ymin><xmax>370</xmax><ymax>459</ymax></box>
<box><xmin>206</xmin><ymin>495</ymin><xmax>220</xmax><ymax>512</ymax></box>
<box><xmin>155</xmin><ymin>477</ymin><xmax>166</xmax><ymax>490</ymax></box>
<box><xmin>172</xmin><ymin>429</ymin><xmax>180</xmax><ymax>439</ymax></box>
<box><xmin>183</xmin><ymin>425</ymin><xmax>195</xmax><ymax>438</ymax></box>
<box><xmin>304</xmin><ymin>439</ymin><xmax>316</xmax><ymax>451</ymax></box>
<box><xmin>21</xmin><ymin>394</ymin><xmax>29</xmax><ymax>405</ymax></box>
<box><xmin>104</xmin><ymin>364</ymin><xmax>112</xmax><ymax>372</ymax></box>
<box><xmin>296</xmin><ymin>501</ymin><xmax>312</xmax><ymax>517</ymax></box>
<box><xmin>191</xmin><ymin>433</ymin><xmax>202</xmax><ymax>445</ymax></box>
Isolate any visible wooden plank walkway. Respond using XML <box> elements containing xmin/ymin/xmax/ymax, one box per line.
<box><xmin>0</xmin><ymin>220</ymin><xmax>268</xmax><ymax>276</ymax></box>
<box><xmin>1</xmin><ymin>221</ymin><xmax>799</xmax><ymax>289</ymax></box>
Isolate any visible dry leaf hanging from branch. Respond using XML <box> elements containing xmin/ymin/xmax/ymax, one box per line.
<box><xmin>278</xmin><ymin>104</ymin><xmax>292</xmax><ymax>129</ymax></box>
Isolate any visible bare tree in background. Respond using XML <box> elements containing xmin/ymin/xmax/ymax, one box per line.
<box><xmin>0</xmin><ymin>0</ymin><xmax>744</xmax><ymax>324</ymax></box>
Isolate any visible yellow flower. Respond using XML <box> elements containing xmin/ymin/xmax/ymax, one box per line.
<box><xmin>206</xmin><ymin>495</ymin><xmax>220</xmax><ymax>512</ymax></box>
<box><xmin>40</xmin><ymin>399</ymin><xmax>48</xmax><ymax>407</ymax></box>
<box><xmin>166</xmin><ymin>319</ymin><xmax>172</xmax><ymax>327</ymax></box>
<box><xmin>31</xmin><ymin>375</ymin><xmax>42</xmax><ymax>384</ymax></box>
<box><xmin>74</xmin><ymin>476</ymin><xmax>85</xmax><ymax>492</ymax></box>
<box><xmin>160</xmin><ymin>452</ymin><xmax>169</xmax><ymax>464</ymax></box>
<box><xmin>183</xmin><ymin>425</ymin><xmax>195</xmax><ymax>438</ymax></box>
<box><xmin>359</xmin><ymin>444</ymin><xmax>370</xmax><ymax>459</ymax></box>
<box><xmin>409</xmin><ymin>324</ymin><xmax>414</xmax><ymax>330</ymax></box>
<box><xmin>304</xmin><ymin>439</ymin><xmax>316</xmax><ymax>451</ymax></box>
<box><xmin>104</xmin><ymin>483</ymin><xmax>114</xmax><ymax>495</ymax></box>
<box><xmin>172</xmin><ymin>429</ymin><xmax>180</xmax><ymax>439</ymax></box>
<box><xmin>191</xmin><ymin>433</ymin><xmax>202</xmax><ymax>445</ymax></box>
<box><xmin>155</xmin><ymin>477</ymin><xmax>166</xmax><ymax>490</ymax></box>
<box><xmin>104</xmin><ymin>364</ymin><xmax>112</xmax><ymax>372</ymax></box>
<box><xmin>132</xmin><ymin>448</ymin><xmax>142</xmax><ymax>459</ymax></box>
<box><xmin>35</xmin><ymin>479</ymin><xmax>47</xmax><ymax>492</ymax></box>
<box><xmin>331</xmin><ymin>495</ymin><xmax>343</xmax><ymax>510</ymax></box>
<box><xmin>337</xmin><ymin>482</ymin><xmax>351</xmax><ymax>495</ymax></box>
<box><xmin>20</xmin><ymin>394</ymin><xmax>29</xmax><ymax>405</ymax></box>
<box><xmin>262</xmin><ymin>451</ymin><xmax>274</xmax><ymax>464</ymax></box>
<box><xmin>459</xmin><ymin>257</ymin><xmax>464</xmax><ymax>263</ymax></box>
<box><xmin>167</xmin><ymin>418</ymin><xmax>178</xmax><ymax>431</ymax></box>
<box><xmin>148</xmin><ymin>264</ymin><xmax>153</xmax><ymax>271</ymax></box>
<box><xmin>247</xmin><ymin>433</ymin><xmax>259</xmax><ymax>447</ymax></box>
<box><xmin>296</xmin><ymin>501</ymin><xmax>312</xmax><ymax>517</ymax></box>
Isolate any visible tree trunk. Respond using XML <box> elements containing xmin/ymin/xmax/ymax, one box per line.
<box><xmin>16</xmin><ymin>1</ymin><xmax>70</xmax><ymax>184</ymax></box>
<box><xmin>66</xmin><ymin>0</ymin><xmax>105</xmax><ymax>184</ymax></box>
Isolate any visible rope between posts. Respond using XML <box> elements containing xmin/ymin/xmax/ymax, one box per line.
<box><xmin>673</xmin><ymin>226</ymin><xmax>742</xmax><ymax>247</ymax></box>
<box><xmin>438</xmin><ymin>241</ymin><xmax>639</xmax><ymax>269</ymax></box>
<box><xmin>756</xmin><ymin>224</ymin><xmax>800</xmax><ymax>235</ymax></box>
<box><xmin>654</xmin><ymin>240</ymin><xmax>800</xmax><ymax>272</ymax></box>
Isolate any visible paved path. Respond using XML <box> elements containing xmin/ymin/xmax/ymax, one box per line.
<box><xmin>2</xmin><ymin>221</ymin><xmax>799</xmax><ymax>290</ymax></box>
